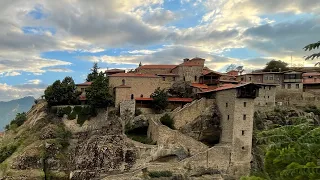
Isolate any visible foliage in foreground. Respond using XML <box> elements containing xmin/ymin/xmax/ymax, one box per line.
<box><xmin>304</xmin><ymin>41</ymin><xmax>320</xmax><ymax>62</ymax></box>
<box><xmin>151</xmin><ymin>87</ymin><xmax>168</xmax><ymax>112</ymax></box>
<box><xmin>248</xmin><ymin>107</ymin><xmax>320</xmax><ymax>180</ymax></box>
<box><xmin>160</xmin><ymin>113</ymin><xmax>175</xmax><ymax>129</ymax></box>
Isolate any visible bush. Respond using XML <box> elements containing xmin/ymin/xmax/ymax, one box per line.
<box><xmin>0</xmin><ymin>144</ymin><xmax>18</xmax><ymax>163</ymax></box>
<box><xmin>135</xmin><ymin>108</ymin><xmax>142</xmax><ymax>116</ymax></box>
<box><xmin>67</xmin><ymin>111</ymin><xmax>77</xmax><ymax>120</ymax></box>
<box><xmin>56</xmin><ymin>126</ymin><xmax>72</xmax><ymax>149</ymax></box>
<box><xmin>305</xmin><ymin>105</ymin><xmax>320</xmax><ymax>115</ymax></box>
<box><xmin>77</xmin><ymin>113</ymin><xmax>89</xmax><ymax>126</ymax></box>
<box><xmin>5</xmin><ymin>112</ymin><xmax>27</xmax><ymax>131</ymax></box>
<box><xmin>73</xmin><ymin>106</ymin><xmax>82</xmax><ymax>113</ymax></box>
<box><xmin>160</xmin><ymin>114</ymin><xmax>175</xmax><ymax>129</ymax></box>
<box><xmin>148</xmin><ymin>171</ymin><xmax>172</xmax><ymax>178</ymax></box>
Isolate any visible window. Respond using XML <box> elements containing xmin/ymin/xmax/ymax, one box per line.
<box><xmin>227</xmin><ymin>115</ymin><xmax>230</xmax><ymax>120</ymax></box>
<box><xmin>183</xmin><ymin>76</ymin><xmax>186</xmax><ymax>81</ymax></box>
<box><xmin>264</xmin><ymin>76</ymin><xmax>268</xmax><ymax>80</ymax></box>
<box><xmin>249</xmin><ymin>77</ymin><xmax>252</xmax><ymax>81</ymax></box>
<box><xmin>243</xmin><ymin>114</ymin><xmax>246</xmax><ymax>120</ymax></box>
<box><xmin>296</xmin><ymin>84</ymin><xmax>299</xmax><ymax>89</ymax></box>
<box><xmin>264</xmin><ymin>86</ymin><xmax>266</xmax><ymax>89</ymax></box>
<box><xmin>226</xmin><ymin>103</ymin><xmax>228</xmax><ymax>107</ymax></box>
<box><xmin>244</xmin><ymin>102</ymin><xmax>247</xmax><ymax>107</ymax></box>
<box><xmin>242</xmin><ymin>146</ymin><xmax>245</xmax><ymax>150</ymax></box>
<box><xmin>269</xmin><ymin>86</ymin><xmax>271</xmax><ymax>90</ymax></box>
<box><xmin>122</xmin><ymin>79</ymin><xmax>125</xmax><ymax>85</ymax></box>
<box><xmin>131</xmin><ymin>94</ymin><xmax>134</xmax><ymax>100</ymax></box>
<box><xmin>287</xmin><ymin>84</ymin><xmax>291</xmax><ymax>89</ymax></box>
<box><xmin>195</xmin><ymin>76</ymin><xmax>197</xmax><ymax>82</ymax></box>
<box><xmin>140</xmin><ymin>94</ymin><xmax>143</xmax><ymax>98</ymax></box>
<box><xmin>162</xmin><ymin>77</ymin><xmax>165</xmax><ymax>81</ymax></box>
<box><xmin>269</xmin><ymin>76</ymin><xmax>273</xmax><ymax>80</ymax></box>
<box><xmin>268</xmin><ymin>96</ymin><xmax>269</xmax><ymax>99</ymax></box>
<box><xmin>242</xmin><ymin>130</ymin><xmax>245</xmax><ymax>135</ymax></box>
<box><xmin>264</xmin><ymin>96</ymin><xmax>265</xmax><ymax>98</ymax></box>
<box><xmin>241</xmin><ymin>78</ymin><xmax>244</xmax><ymax>81</ymax></box>
<box><xmin>282</xmin><ymin>84</ymin><xmax>285</xmax><ymax>89</ymax></box>
<box><xmin>173</xmin><ymin>77</ymin><xmax>176</xmax><ymax>81</ymax></box>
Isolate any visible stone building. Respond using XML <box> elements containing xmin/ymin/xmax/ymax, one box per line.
<box><xmin>170</xmin><ymin>57</ymin><xmax>205</xmax><ymax>83</ymax></box>
<box><xmin>302</xmin><ymin>72</ymin><xmax>320</xmax><ymax>93</ymax></box>
<box><xmin>76</xmin><ymin>82</ymin><xmax>92</xmax><ymax>103</ymax></box>
<box><xmin>254</xmin><ymin>83</ymin><xmax>277</xmax><ymax>107</ymax></box>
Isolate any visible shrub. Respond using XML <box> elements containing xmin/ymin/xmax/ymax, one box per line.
<box><xmin>73</xmin><ymin>106</ymin><xmax>82</xmax><ymax>113</ymax></box>
<box><xmin>135</xmin><ymin>108</ymin><xmax>142</xmax><ymax>116</ymax></box>
<box><xmin>305</xmin><ymin>105</ymin><xmax>320</xmax><ymax>116</ymax></box>
<box><xmin>148</xmin><ymin>171</ymin><xmax>172</xmax><ymax>178</ymax></box>
<box><xmin>56</xmin><ymin>126</ymin><xmax>72</xmax><ymax>149</ymax></box>
<box><xmin>160</xmin><ymin>114</ymin><xmax>175</xmax><ymax>129</ymax></box>
<box><xmin>0</xmin><ymin>144</ymin><xmax>18</xmax><ymax>163</ymax></box>
<box><xmin>77</xmin><ymin>113</ymin><xmax>89</xmax><ymax>126</ymax></box>
<box><xmin>67</xmin><ymin>111</ymin><xmax>77</xmax><ymax>120</ymax></box>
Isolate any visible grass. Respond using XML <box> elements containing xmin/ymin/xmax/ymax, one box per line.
<box><xmin>148</xmin><ymin>171</ymin><xmax>173</xmax><ymax>178</ymax></box>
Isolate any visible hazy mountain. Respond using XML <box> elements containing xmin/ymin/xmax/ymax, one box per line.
<box><xmin>0</xmin><ymin>96</ymin><xmax>35</xmax><ymax>131</ymax></box>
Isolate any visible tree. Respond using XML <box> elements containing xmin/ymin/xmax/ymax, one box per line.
<box><xmin>263</xmin><ymin>60</ymin><xmax>289</xmax><ymax>72</ymax></box>
<box><xmin>151</xmin><ymin>87</ymin><xmax>168</xmax><ymax>112</ymax></box>
<box><xmin>86</xmin><ymin>62</ymin><xmax>100</xmax><ymax>82</ymax></box>
<box><xmin>168</xmin><ymin>80</ymin><xmax>194</xmax><ymax>98</ymax></box>
<box><xmin>304</xmin><ymin>41</ymin><xmax>320</xmax><ymax>66</ymax></box>
<box><xmin>86</xmin><ymin>72</ymin><xmax>113</xmax><ymax>108</ymax></box>
<box><xmin>226</xmin><ymin>64</ymin><xmax>237</xmax><ymax>72</ymax></box>
<box><xmin>5</xmin><ymin>112</ymin><xmax>27</xmax><ymax>130</ymax></box>
<box><xmin>44</xmin><ymin>77</ymin><xmax>80</xmax><ymax>106</ymax></box>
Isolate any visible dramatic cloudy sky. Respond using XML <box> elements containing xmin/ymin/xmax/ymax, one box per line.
<box><xmin>0</xmin><ymin>0</ymin><xmax>320</xmax><ymax>101</ymax></box>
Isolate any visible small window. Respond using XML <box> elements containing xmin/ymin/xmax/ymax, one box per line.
<box><xmin>288</xmin><ymin>84</ymin><xmax>291</xmax><ymax>89</ymax></box>
<box><xmin>227</xmin><ymin>115</ymin><xmax>230</xmax><ymax>120</ymax></box>
<box><xmin>264</xmin><ymin>96</ymin><xmax>266</xmax><ymax>98</ymax></box>
<box><xmin>244</xmin><ymin>102</ymin><xmax>247</xmax><ymax>107</ymax></box>
<box><xmin>242</xmin><ymin>146</ymin><xmax>245</xmax><ymax>150</ymax></box>
<box><xmin>242</xmin><ymin>130</ymin><xmax>245</xmax><ymax>135</ymax></box>
<box><xmin>243</xmin><ymin>114</ymin><xmax>246</xmax><ymax>120</ymax></box>
<box><xmin>296</xmin><ymin>84</ymin><xmax>299</xmax><ymax>89</ymax></box>
<box><xmin>226</xmin><ymin>103</ymin><xmax>228</xmax><ymax>107</ymax></box>
<box><xmin>266</xmin><ymin>102</ymin><xmax>268</xmax><ymax>105</ymax></box>
<box><xmin>173</xmin><ymin>77</ymin><xmax>176</xmax><ymax>81</ymax></box>
<box><xmin>140</xmin><ymin>94</ymin><xmax>143</xmax><ymax>98</ymax></box>
<box><xmin>122</xmin><ymin>79</ymin><xmax>125</xmax><ymax>85</ymax></box>
<box><xmin>249</xmin><ymin>77</ymin><xmax>252</xmax><ymax>81</ymax></box>
<box><xmin>269</xmin><ymin>86</ymin><xmax>271</xmax><ymax>90</ymax></box>
<box><xmin>183</xmin><ymin>76</ymin><xmax>186</xmax><ymax>81</ymax></box>
<box><xmin>268</xmin><ymin>96</ymin><xmax>269</xmax><ymax>99</ymax></box>
<box><xmin>264</xmin><ymin>76</ymin><xmax>268</xmax><ymax>80</ymax></box>
<box><xmin>269</xmin><ymin>76</ymin><xmax>273</xmax><ymax>80</ymax></box>
<box><xmin>194</xmin><ymin>76</ymin><xmax>197</xmax><ymax>82</ymax></box>
<box><xmin>241</xmin><ymin>78</ymin><xmax>244</xmax><ymax>81</ymax></box>
<box><xmin>162</xmin><ymin>77</ymin><xmax>165</xmax><ymax>81</ymax></box>
<box><xmin>282</xmin><ymin>84</ymin><xmax>285</xmax><ymax>89</ymax></box>
<box><xmin>131</xmin><ymin>94</ymin><xmax>134</xmax><ymax>100</ymax></box>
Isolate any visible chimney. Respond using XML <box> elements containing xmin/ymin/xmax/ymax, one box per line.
<box><xmin>183</xmin><ymin>58</ymin><xmax>189</xmax><ymax>62</ymax></box>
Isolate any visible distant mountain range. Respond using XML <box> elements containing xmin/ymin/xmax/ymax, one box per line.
<box><xmin>0</xmin><ymin>96</ymin><xmax>35</xmax><ymax>131</ymax></box>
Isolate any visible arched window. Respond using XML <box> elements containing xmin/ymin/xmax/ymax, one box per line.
<box><xmin>183</xmin><ymin>76</ymin><xmax>186</xmax><ymax>81</ymax></box>
<box><xmin>140</xmin><ymin>94</ymin><xmax>143</xmax><ymax>98</ymax></box>
<box><xmin>122</xmin><ymin>79</ymin><xmax>125</xmax><ymax>85</ymax></box>
<box><xmin>131</xmin><ymin>94</ymin><xmax>134</xmax><ymax>99</ymax></box>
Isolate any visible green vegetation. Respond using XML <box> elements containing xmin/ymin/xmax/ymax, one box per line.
<box><xmin>263</xmin><ymin>60</ymin><xmax>289</xmax><ymax>72</ymax></box>
<box><xmin>304</xmin><ymin>105</ymin><xmax>320</xmax><ymax>116</ymax></box>
<box><xmin>86</xmin><ymin>71</ymin><xmax>113</xmax><ymax>108</ymax></box>
<box><xmin>304</xmin><ymin>41</ymin><xmax>320</xmax><ymax>62</ymax></box>
<box><xmin>0</xmin><ymin>143</ymin><xmax>19</xmax><ymax>163</ymax></box>
<box><xmin>151</xmin><ymin>87</ymin><xmax>168</xmax><ymax>112</ymax></box>
<box><xmin>168</xmin><ymin>80</ymin><xmax>194</xmax><ymax>98</ymax></box>
<box><xmin>160</xmin><ymin>113</ymin><xmax>175</xmax><ymax>129</ymax></box>
<box><xmin>44</xmin><ymin>77</ymin><xmax>81</xmax><ymax>106</ymax></box>
<box><xmin>86</xmin><ymin>62</ymin><xmax>100</xmax><ymax>82</ymax></box>
<box><xmin>247</xmin><ymin>107</ymin><xmax>320</xmax><ymax>179</ymax></box>
<box><xmin>125</xmin><ymin>126</ymin><xmax>155</xmax><ymax>145</ymax></box>
<box><xmin>5</xmin><ymin>112</ymin><xmax>27</xmax><ymax>131</ymax></box>
<box><xmin>148</xmin><ymin>171</ymin><xmax>173</xmax><ymax>178</ymax></box>
<box><xmin>52</xmin><ymin>106</ymin><xmax>97</xmax><ymax>126</ymax></box>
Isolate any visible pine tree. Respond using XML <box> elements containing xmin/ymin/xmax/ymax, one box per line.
<box><xmin>86</xmin><ymin>62</ymin><xmax>100</xmax><ymax>82</ymax></box>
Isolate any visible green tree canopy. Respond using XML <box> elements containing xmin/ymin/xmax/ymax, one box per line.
<box><xmin>44</xmin><ymin>77</ymin><xmax>80</xmax><ymax>106</ymax></box>
<box><xmin>151</xmin><ymin>87</ymin><xmax>168</xmax><ymax>112</ymax></box>
<box><xmin>263</xmin><ymin>60</ymin><xmax>289</xmax><ymax>72</ymax></box>
<box><xmin>168</xmin><ymin>80</ymin><xmax>194</xmax><ymax>98</ymax></box>
<box><xmin>304</xmin><ymin>41</ymin><xmax>320</xmax><ymax>66</ymax></box>
<box><xmin>86</xmin><ymin>62</ymin><xmax>100</xmax><ymax>82</ymax></box>
<box><xmin>86</xmin><ymin>72</ymin><xmax>113</xmax><ymax>108</ymax></box>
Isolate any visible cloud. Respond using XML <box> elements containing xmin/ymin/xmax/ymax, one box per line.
<box><xmin>46</xmin><ymin>67</ymin><xmax>73</xmax><ymax>72</ymax></box>
<box><xmin>144</xmin><ymin>8</ymin><xmax>176</xmax><ymax>25</ymax></box>
<box><xmin>0</xmin><ymin>83</ymin><xmax>46</xmax><ymax>101</ymax></box>
<box><xmin>27</xmin><ymin>79</ymin><xmax>42</xmax><ymax>85</ymax></box>
<box><xmin>0</xmin><ymin>72</ymin><xmax>22</xmax><ymax>77</ymax></box>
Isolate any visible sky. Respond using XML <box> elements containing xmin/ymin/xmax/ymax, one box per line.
<box><xmin>0</xmin><ymin>0</ymin><xmax>320</xmax><ymax>101</ymax></box>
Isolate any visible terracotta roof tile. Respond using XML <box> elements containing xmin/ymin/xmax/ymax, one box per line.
<box><xmin>191</xmin><ymin>83</ymin><xmax>209</xmax><ymax>89</ymax></box>
<box><xmin>76</xmin><ymin>82</ymin><xmax>92</xmax><ymax>86</ymax></box>
<box><xmin>137</xmin><ymin>65</ymin><xmax>177</xmax><ymax>69</ymax></box>
<box><xmin>105</xmin><ymin>69</ymin><xmax>125</xmax><ymax>73</ymax></box>
<box><xmin>156</xmin><ymin>73</ymin><xmax>179</xmax><ymax>76</ymax></box>
<box><xmin>109</xmin><ymin>73</ymin><xmax>160</xmax><ymax>78</ymax></box>
<box><xmin>302</xmin><ymin>72</ymin><xmax>320</xmax><ymax>76</ymax></box>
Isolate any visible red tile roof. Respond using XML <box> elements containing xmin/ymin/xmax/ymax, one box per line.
<box><xmin>135</xmin><ymin>97</ymin><xmax>193</xmax><ymax>102</ymax></box>
<box><xmin>137</xmin><ymin>65</ymin><xmax>177</xmax><ymax>69</ymax></box>
<box><xmin>191</xmin><ymin>83</ymin><xmax>209</xmax><ymax>89</ymax></box>
<box><xmin>105</xmin><ymin>69</ymin><xmax>125</xmax><ymax>73</ymax></box>
<box><xmin>202</xmin><ymin>67</ymin><xmax>224</xmax><ymax>76</ymax></box>
<box><xmin>302</xmin><ymin>72</ymin><xmax>320</xmax><ymax>77</ymax></box>
<box><xmin>109</xmin><ymin>73</ymin><xmax>160</xmax><ymax>78</ymax></box>
<box><xmin>180</xmin><ymin>58</ymin><xmax>205</xmax><ymax>67</ymax></box>
<box><xmin>303</xmin><ymin>79</ymin><xmax>320</xmax><ymax>84</ymax></box>
<box><xmin>156</xmin><ymin>73</ymin><xmax>179</xmax><ymax>76</ymax></box>
<box><xmin>76</xmin><ymin>82</ymin><xmax>92</xmax><ymax>86</ymax></box>
<box><xmin>198</xmin><ymin>83</ymin><xmax>252</xmax><ymax>93</ymax></box>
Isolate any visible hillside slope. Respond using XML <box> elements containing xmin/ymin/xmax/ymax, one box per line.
<box><xmin>0</xmin><ymin>96</ymin><xmax>35</xmax><ymax>131</ymax></box>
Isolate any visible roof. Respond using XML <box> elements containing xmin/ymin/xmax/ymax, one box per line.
<box><xmin>180</xmin><ymin>58</ymin><xmax>205</xmax><ymax>66</ymax></box>
<box><xmin>109</xmin><ymin>73</ymin><xmax>160</xmax><ymax>78</ymax></box>
<box><xmin>302</xmin><ymin>72</ymin><xmax>320</xmax><ymax>77</ymax></box>
<box><xmin>135</xmin><ymin>97</ymin><xmax>193</xmax><ymax>102</ymax></box>
<box><xmin>246</xmin><ymin>72</ymin><xmax>284</xmax><ymax>75</ymax></box>
<box><xmin>156</xmin><ymin>73</ymin><xmax>179</xmax><ymax>76</ymax></box>
<box><xmin>254</xmin><ymin>83</ymin><xmax>279</xmax><ymax>86</ymax></box>
<box><xmin>219</xmin><ymin>80</ymin><xmax>239</xmax><ymax>83</ymax></box>
<box><xmin>105</xmin><ymin>69</ymin><xmax>125</xmax><ymax>73</ymax></box>
<box><xmin>191</xmin><ymin>83</ymin><xmax>209</xmax><ymax>89</ymax></box>
<box><xmin>198</xmin><ymin>83</ymin><xmax>254</xmax><ymax>93</ymax></box>
<box><xmin>137</xmin><ymin>65</ymin><xmax>177</xmax><ymax>69</ymax></box>
<box><xmin>76</xmin><ymin>82</ymin><xmax>92</xmax><ymax>86</ymax></box>
<box><xmin>202</xmin><ymin>69</ymin><xmax>224</xmax><ymax>76</ymax></box>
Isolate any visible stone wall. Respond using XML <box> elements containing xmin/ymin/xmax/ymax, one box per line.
<box><xmin>172</xmin><ymin>66</ymin><xmax>203</xmax><ymax>83</ymax></box>
<box><xmin>276</xmin><ymin>91</ymin><xmax>320</xmax><ymax>108</ymax></box>
<box><xmin>172</xmin><ymin>98</ymin><xmax>214</xmax><ymax>129</ymax></box>
<box><xmin>147</xmin><ymin>118</ymin><xmax>208</xmax><ymax>156</ymax></box>
<box><xmin>110</xmin><ymin>76</ymin><xmax>172</xmax><ymax>107</ymax></box>
<box><xmin>120</xmin><ymin>100</ymin><xmax>135</xmax><ymax>117</ymax></box>
<box><xmin>255</xmin><ymin>85</ymin><xmax>276</xmax><ymax>107</ymax></box>
<box><xmin>135</xmin><ymin>68</ymin><xmax>172</xmax><ymax>74</ymax></box>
